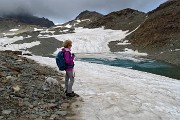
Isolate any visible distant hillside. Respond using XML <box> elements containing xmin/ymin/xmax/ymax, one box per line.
<box><xmin>0</xmin><ymin>15</ymin><xmax>54</xmax><ymax>32</ymax></box>
<box><xmin>0</xmin><ymin>17</ymin><xmax>25</xmax><ymax>32</ymax></box>
<box><xmin>86</xmin><ymin>8</ymin><xmax>146</xmax><ymax>31</ymax></box>
<box><xmin>0</xmin><ymin>14</ymin><xmax>54</xmax><ymax>30</ymax></box>
<box><xmin>125</xmin><ymin>0</ymin><xmax>180</xmax><ymax>65</ymax></box>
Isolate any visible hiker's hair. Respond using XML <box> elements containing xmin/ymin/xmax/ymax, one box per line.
<box><xmin>63</xmin><ymin>40</ymin><xmax>72</xmax><ymax>48</ymax></box>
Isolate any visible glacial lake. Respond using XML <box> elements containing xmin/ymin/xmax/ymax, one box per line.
<box><xmin>75</xmin><ymin>54</ymin><xmax>180</xmax><ymax>80</ymax></box>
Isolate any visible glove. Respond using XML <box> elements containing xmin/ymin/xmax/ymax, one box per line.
<box><xmin>72</xmin><ymin>53</ymin><xmax>75</xmax><ymax>57</ymax></box>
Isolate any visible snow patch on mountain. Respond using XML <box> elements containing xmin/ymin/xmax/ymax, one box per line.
<box><xmin>0</xmin><ymin>36</ymin><xmax>23</xmax><ymax>46</ymax></box>
<box><xmin>65</xmin><ymin>24</ymin><xmax>73</xmax><ymax>28</ymax></box>
<box><xmin>9</xmin><ymin>29</ymin><xmax>19</xmax><ymax>32</ymax></box>
<box><xmin>0</xmin><ymin>41</ymin><xmax>40</xmax><ymax>51</ymax></box>
<box><xmin>117</xmin><ymin>40</ymin><xmax>131</xmax><ymax>45</ymax></box>
<box><xmin>118</xmin><ymin>48</ymin><xmax>148</xmax><ymax>56</ymax></box>
<box><xmin>40</xmin><ymin>29</ymin><xmax>55</xmax><ymax>34</ymax></box>
<box><xmin>34</xmin><ymin>28</ymin><xmax>44</xmax><ymax>31</ymax></box>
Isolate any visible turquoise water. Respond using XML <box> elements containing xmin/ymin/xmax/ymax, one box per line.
<box><xmin>77</xmin><ymin>57</ymin><xmax>180</xmax><ymax>80</ymax></box>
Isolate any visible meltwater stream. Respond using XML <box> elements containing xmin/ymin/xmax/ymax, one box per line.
<box><xmin>76</xmin><ymin>54</ymin><xmax>180</xmax><ymax>80</ymax></box>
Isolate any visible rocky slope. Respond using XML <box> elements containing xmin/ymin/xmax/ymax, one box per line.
<box><xmin>0</xmin><ymin>18</ymin><xmax>24</xmax><ymax>33</ymax></box>
<box><xmin>86</xmin><ymin>8</ymin><xmax>146</xmax><ymax>31</ymax></box>
<box><xmin>125</xmin><ymin>0</ymin><xmax>180</xmax><ymax>66</ymax></box>
<box><xmin>0</xmin><ymin>51</ymin><xmax>78</xmax><ymax>120</ymax></box>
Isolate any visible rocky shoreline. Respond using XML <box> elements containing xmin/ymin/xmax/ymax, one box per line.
<box><xmin>108</xmin><ymin>40</ymin><xmax>180</xmax><ymax>67</ymax></box>
<box><xmin>0</xmin><ymin>51</ymin><xmax>76</xmax><ymax>120</ymax></box>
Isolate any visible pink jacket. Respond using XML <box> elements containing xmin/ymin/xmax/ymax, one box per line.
<box><xmin>62</xmin><ymin>48</ymin><xmax>75</xmax><ymax>71</ymax></box>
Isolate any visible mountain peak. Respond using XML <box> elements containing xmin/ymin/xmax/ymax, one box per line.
<box><xmin>108</xmin><ymin>8</ymin><xmax>144</xmax><ymax>16</ymax></box>
<box><xmin>75</xmin><ymin>10</ymin><xmax>103</xmax><ymax>20</ymax></box>
<box><xmin>121</xmin><ymin>8</ymin><xmax>139</xmax><ymax>12</ymax></box>
<box><xmin>85</xmin><ymin>8</ymin><xmax>146</xmax><ymax>31</ymax></box>
<box><xmin>79</xmin><ymin>10</ymin><xmax>92</xmax><ymax>14</ymax></box>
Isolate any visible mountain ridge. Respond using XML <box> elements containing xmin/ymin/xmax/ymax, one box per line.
<box><xmin>0</xmin><ymin>14</ymin><xmax>54</xmax><ymax>29</ymax></box>
<box><xmin>85</xmin><ymin>8</ymin><xmax>146</xmax><ymax>31</ymax></box>
<box><xmin>63</xmin><ymin>8</ymin><xmax>147</xmax><ymax>31</ymax></box>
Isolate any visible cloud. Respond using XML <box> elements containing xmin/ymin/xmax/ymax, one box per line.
<box><xmin>0</xmin><ymin>0</ymin><xmax>167</xmax><ymax>23</ymax></box>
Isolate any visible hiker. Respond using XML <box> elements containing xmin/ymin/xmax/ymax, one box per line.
<box><xmin>61</xmin><ymin>40</ymin><xmax>76</xmax><ymax>97</ymax></box>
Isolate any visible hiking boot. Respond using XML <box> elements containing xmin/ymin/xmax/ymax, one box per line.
<box><xmin>66</xmin><ymin>92</ymin><xmax>75</xmax><ymax>97</ymax></box>
<box><xmin>65</xmin><ymin>90</ymin><xmax>74</xmax><ymax>94</ymax></box>
<box><xmin>65</xmin><ymin>90</ymin><xmax>67</xmax><ymax>93</ymax></box>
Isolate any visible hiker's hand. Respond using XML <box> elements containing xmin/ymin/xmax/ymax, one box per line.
<box><xmin>72</xmin><ymin>53</ymin><xmax>75</xmax><ymax>57</ymax></box>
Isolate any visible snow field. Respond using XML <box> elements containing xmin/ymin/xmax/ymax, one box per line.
<box><xmin>26</xmin><ymin>56</ymin><xmax>180</xmax><ymax>120</ymax></box>
<box><xmin>53</xmin><ymin>27</ymin><xmax>128</xmax><ymax>54</ymax></box>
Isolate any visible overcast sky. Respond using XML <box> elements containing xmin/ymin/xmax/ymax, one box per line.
<box><xmin>0</xmin><ymin>0</ymin><xmax>167</xmax><ymax>24</ymax></box>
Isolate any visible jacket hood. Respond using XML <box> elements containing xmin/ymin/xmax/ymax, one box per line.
<box><xmin>62</xmin><ymin>48</ymin><xmax>70</xmax><ymax>52</ymax></box>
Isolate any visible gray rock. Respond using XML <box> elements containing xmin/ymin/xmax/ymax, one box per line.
<box><xmin>0</xmin><ymin>88</ymin><xmax>4</xmax><ymax>91</ymax></box>
<box><xmin>50</xmin><ymin>114</ymin><xmax>59</xmax><ymax>120</ymax></box>
<box><xmin>0</xmin><ymin>116</ymin><xmax>4</xmax><ymax>119</ymax></box>
<box><xmin>47</xmin><ymin>103</ymin><xmax>57</xmax><ymax>108</ymax></box>
<box><xmin>55</xmin><ymin>111</ymin><xmax>67</xmax><ymax>116</ymax></box>
<box><xmin>38</xmin><ymin>93</ymin><xmax>44</xmax><ymax>98</ymax></box>
<box><xmin>39</xmin><ymin>112</ymin><xmax>49</xmax><ymax>118</ymax></box>
<box><xmin>6</xmin><ymin>76</ymin><xmax>16</xmax><ymax>81</ymax></box>
<box><xmin>50</xmin><ymin>100</ymin><xmax>56</xmax><ymax>103</ymax></box>
<box><xmin>24</xmin><ymin>101</ymin><xmax>31</xmax><ymax>106</ymax></box>
<box><xmin>26</xmin><ymin>114</ymin><xmax>39</xmax><ymax>119</ymax></box>
<box><xmin>16</xmin><ymin>59</ymin><xmax>23</xmax><ymax>62</ymax></box>
<box><xmin>29</xmin><ymin>104</ymin><xmax>34</xmax><ymax>108</ymax></box>
<box><xmin>33</xmin><ymin>107</ymin><xmax>39</xmax><ymax>111</ymax></box>
<box><xmin>24</xmin><ymin>98</ymin><xmax>29</xmax><ymax>101</ymax></box>
<box><xmin>33</xmin><ymin>91</ymin><xmax>38</xmax><ymax>96</ymax></box>
<box><xmin>0</xmin><ymin>72</ymin><xmax>6</xmax><ymax>77</ymax></box>
<box><xmin>33</xmin><ymin>101</ymin><xmax>39</xmax><ymax>106</ymax></box>
<box><xmin>2</xmin><ymin>110</ymin><xmax>11</xmax><ymax>115</ymax></box>
<box><xmin>34</xmin><ymin>118</ymin><xmax>45</xmax><ymax>120</ymax></box>
<box><xmin>61</xmin><ymin>103</ymin><xmax>70</xmax><ymax>109</ymax></box>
